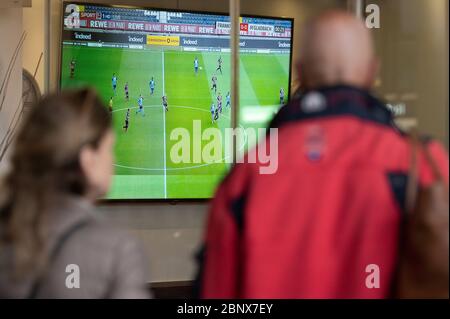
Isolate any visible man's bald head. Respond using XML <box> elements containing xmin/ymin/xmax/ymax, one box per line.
<box><xmin>298</xmin><ymin>11</ymin><xmax>377</xmax><ymax>90</ymax></box>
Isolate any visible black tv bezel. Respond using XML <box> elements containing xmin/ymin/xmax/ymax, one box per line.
<box><xmin>59</xmin><ymin>1</ymin><xmax>294</xmax><ymax>204</ymax></box>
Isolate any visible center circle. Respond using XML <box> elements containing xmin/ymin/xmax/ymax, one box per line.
<box><xmin>112</xmin><ymin>105</ymin><xmax>247</xmax><ymax>171</ymax></box>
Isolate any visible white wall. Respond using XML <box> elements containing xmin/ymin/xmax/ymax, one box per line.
<box><xmin>23</xmin><ymin>0</ymin><xmax>44</xmax><ymax>92</ymax></box>
<box><xmin>0</xmin><ymin>8</ymin><xmax>23</xmax><ymax>175</ymax></box>
<box><xmin>101</xmin><ymin>202</ymin><xmax>208</xmax><ymax>282</ymax></box>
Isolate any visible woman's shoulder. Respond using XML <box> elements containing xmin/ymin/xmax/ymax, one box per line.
<box><xmin>48</xmin><ymin>201</ymin><xmax>150</xmax><ymax>298</ymax></box>
<box><xmin>81</xmin><ymin>216</ymin><xmax>144</xmax><ymax>254</ymax></box>
<box><xmin>49</xmin><ymin>196</ymin><xmax>146</xmax><ymax>267</ymax></box>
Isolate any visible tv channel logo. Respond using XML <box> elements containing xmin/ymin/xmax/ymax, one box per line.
<box><xmin>64</xmin><ymin>4</ymin><xmax>81</xmax><ymax>29</ymax></box>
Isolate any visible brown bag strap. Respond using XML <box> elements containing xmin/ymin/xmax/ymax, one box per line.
<box><xmin>422</xmin><ymin>141</ymin><xmax>445</xmax><ymax>183</ymax></box>
<box><xmin>405</xmin><ymin>130</ymin><xmax>446</xmax><ymax>214</ymax></box>
<box><xmin>27</xmin><ymin>219</ymin><xmax>91</xmax><ymax>299</ymax></box>
<box><xmin>405</xmin><ymin>130</ymin><xmax>420</xmax><ymax>215</ymax></box>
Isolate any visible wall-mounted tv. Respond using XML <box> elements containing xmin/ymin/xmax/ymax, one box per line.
<box><xmin>60</xmin><ymin>2</ymin><xmax>293</xmax><ymax>200</ymax></box>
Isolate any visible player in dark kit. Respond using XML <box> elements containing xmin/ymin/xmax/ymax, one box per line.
<box><xmin>124</xmin><ymin>82</ymin><xmax>129</xmax><ymax>101</ymax></box>
<box><xmin>123</xmin><ymin>108</ymin><xmax>130</xmax><ymax>132</ymax></box>
<box><xmin>217</xmin><ymin>93</ymin><xmax>223</xmax><ymax>114</ymax></box>
<box><xmin>211</xmin><ymin>75</ymin><xmax>217</xmax><ymax>94</ymax></box>
<box><xmin>214</xmin><ymin>105</ymin><xmax>220</xmax><ymax>122</ymax></box>
<box><xmin>162</xmin><ymin>95</ymin><xmax>168</xmax><ymax>112</ymax></box>
<box><xmin>216</xmin><ymin>56</ymin><xmax>223</xmax><ymax>75</ymax></box>
<box><xmin>70</xmin><ymin>59</ymin><xmax>76</xmax><ymax>78</ymax></box>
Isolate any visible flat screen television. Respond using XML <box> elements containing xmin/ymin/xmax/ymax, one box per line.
<box><xmin>60</xmin><ymin>2</ymin><xmax>293</xmax><ymax>200</ymax></box>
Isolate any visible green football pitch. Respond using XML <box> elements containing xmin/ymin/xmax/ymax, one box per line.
<box><xmin>61</xmin><ymin>45</ymin><xmax>290</xmax><ymax>199</ymax></box>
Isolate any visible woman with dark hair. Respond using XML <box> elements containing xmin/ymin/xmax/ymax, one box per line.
<box><xmin>0</xmin><ymin>88</ymin><xmax>151</xmax><ymax>298</ymax></box>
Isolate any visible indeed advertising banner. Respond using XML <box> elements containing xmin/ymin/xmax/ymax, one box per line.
<box><xmin>62</xmin><ymin>30</ymin><xmax>290</xmax><ymax>49</ymax></box>
<box><xmin>62</xmin><ymin>30</ymin><xmax>146</xmax><ymax>44</ymax></box>
<box><xmin>179</xmin><ymin>36</ymin><xmax>290</xmax><ymax>50</ymax></box>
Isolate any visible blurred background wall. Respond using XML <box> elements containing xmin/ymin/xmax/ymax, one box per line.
<box><xmin>370</xmin><ymin>0</ymin><xmax>449</xmax><ymax>149</ymax></box>
<box><xmin>0</xmin><ymin>6</ymin><xmax>24</xmax><ymax>177</ymax></box>
<box><xmin>2</xmin><ymin>0</ymin><xmax>448</xmax><ymax>284</ymax></box>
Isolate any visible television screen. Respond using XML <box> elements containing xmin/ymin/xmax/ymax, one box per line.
<box><xmin>60</xmin><ymin>2</ymin><xmax>293</xmax><ymax>200</ymax></box>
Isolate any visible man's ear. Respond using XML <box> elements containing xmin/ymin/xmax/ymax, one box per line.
<box><xmin>366</xmin><ymin>57</ymin><xmax>380</xmax><ymax>89</ymax></box>
<box><xmin>296</xmin><ymin>61</ymin><xmax>303</xmax><ymax>84</ymax></box>
<box><xmin>79</xmin><ymin>145</ymin><xmax>95</xmax><ymax>178</ymax></box>
<box><xmin>295</xmin><ymin>60</ymin><xmax>307</xmax><ymax>90</ymax></box>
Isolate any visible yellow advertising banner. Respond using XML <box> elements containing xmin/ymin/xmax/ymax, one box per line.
<box><xmin>147</xmin><ymin>35</ymin><xmax>180</xmax><ymax>46</ymax></box>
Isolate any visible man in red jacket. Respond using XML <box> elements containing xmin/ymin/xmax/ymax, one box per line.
<box><xmin>196</xmin><ymin>11</ymin><xmax>449</xmax><ymax>298</ymax></box>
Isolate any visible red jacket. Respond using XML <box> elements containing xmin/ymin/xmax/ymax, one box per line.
<box><xmin>197</xmin><ymin>85</ymin><xmax>449</xmax><ymax>299</ymax></box>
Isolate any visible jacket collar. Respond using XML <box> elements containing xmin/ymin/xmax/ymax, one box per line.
<box><xmin>270</xmin><ymin>84</ymin><xmax>397</xmax><ymax>130</ymax></box>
